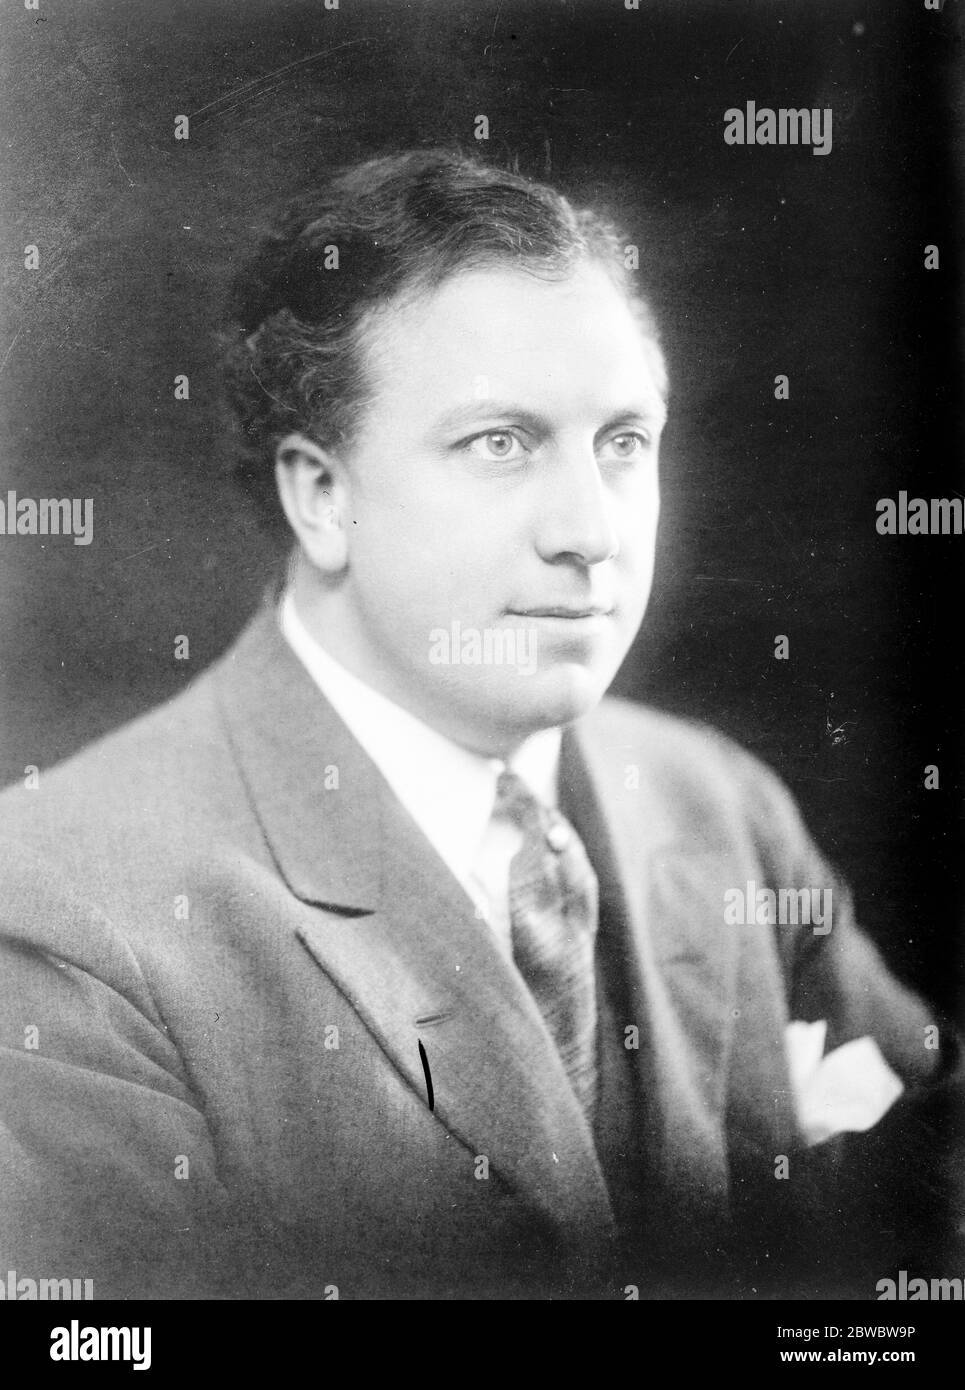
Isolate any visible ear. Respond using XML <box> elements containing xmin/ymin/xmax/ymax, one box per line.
<box><xmin>274</xmin><ymin>432</ymin><xmax>351</xmax><ymax>575</ymax></box>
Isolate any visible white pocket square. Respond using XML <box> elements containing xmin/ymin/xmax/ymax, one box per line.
<box><xmin>785</xmin><ymin>1019</ymin><xmax>905</xmax><ymax>1146</ymax></box>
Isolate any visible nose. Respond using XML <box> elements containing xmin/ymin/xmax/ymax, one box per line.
<box><xmin>533</xmin><ymin>441</ymin><xmax>620</xmax><ymax>566</ymax></box>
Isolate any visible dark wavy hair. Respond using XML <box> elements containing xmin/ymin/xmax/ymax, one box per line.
<box><xmin>221</xmin><ymin>148</ymin><xmax>664</xmax><ymax>533</ymax></box>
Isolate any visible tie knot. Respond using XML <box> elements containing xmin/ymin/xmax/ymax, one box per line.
<box><xmin>494</xmin><ymin>769</ymin><xmax>573</xmax><ymax>854</ymax></box>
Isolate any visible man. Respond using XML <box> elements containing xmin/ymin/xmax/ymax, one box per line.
<box><xmin>0</xmin><ymin>151</ymin><xmax>957</xmax><ymax>1300</ymax></box>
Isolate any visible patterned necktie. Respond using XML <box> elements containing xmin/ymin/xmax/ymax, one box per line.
<box><xmin>493</xmin><ymin>768</ymin><xmax>600</xmax><ymax>1125</ymax></box>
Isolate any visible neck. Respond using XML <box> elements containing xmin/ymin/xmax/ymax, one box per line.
<box><xmin>286</xmin><ymin>560</ymin><xmax>554</xmax><ymax>760</ymax></box>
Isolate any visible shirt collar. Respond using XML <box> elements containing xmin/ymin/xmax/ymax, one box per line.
<box><xmin>278</xmin><ymin>591</ymin><xmax>561</xmax><ymax>886</ymax></box>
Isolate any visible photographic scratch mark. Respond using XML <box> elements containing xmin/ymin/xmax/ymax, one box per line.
<box><xmin>39</xmin><ymin>253</ymin><xmax>70</xmax><ymax>286</ymax></box>
<box><xmin>61</xmin><ymin>339</ymin><xmax>114</xmax><ymax>358</ymax></box>
<box><xmin>110</xmin><ymin>134</ymin><xmax>136</xmax><ymax>188</ymax></box>
<box><xmin>113</xmin><ymin>539</ymin><xmax>169</xmax><ymax>565</ymax></box>
<box><xmin>692</xmin><ymin>575</ymin><xmax>768</xmax><ymax>586</ymax></box>
<box><xmin>485</xmin><ymin>4</ymin><xmax>502</xmax><ymax>65</ymax></box>
<box><xmin>0</xmin><ymin>328</ymin><xmax>22</xmax><ymax>377</ymax></box>
<box><xmin>248</xmin><ymin>359</ymin><xmax>297</xmax><ymax>414</ymax></box>
<box><xmin>188</xmin><ymin>40</ymin><xmax>378</xmax><ymax>124</ymax></box>
<box><xmin>724</xmin><ymin>38</ymin><xmax>745</xmax><ymax>65</ymax></box>
<box><xmin>418</xmin><ymin>1038</ymin><xmax>434</xmax><ymax>1111</ymax></box>
<box><xmin>415</xmin><ymin>1010</ymin><xmax>454</xmax><ymax>1028</ymax></box>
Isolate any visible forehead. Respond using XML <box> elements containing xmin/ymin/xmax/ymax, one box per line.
<box><xmin>359</xmin><ymin>261</ymin><xmax>667</xmax><ymax>426</ymax></box>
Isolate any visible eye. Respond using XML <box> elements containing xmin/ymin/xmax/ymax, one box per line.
<box><xmin>463</xmin><ymin>430</ymin><xmax>528</xmax><ymax>462</ymax></box>
<box><xmin>599</xmin><ymin>430</ymin><xmax>652</xmax><ymax>462</ymax></box>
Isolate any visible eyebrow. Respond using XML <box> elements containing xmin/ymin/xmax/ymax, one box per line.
<box><xmin>433</xmin><ymin>399</ymin><xmax>668</xmax><ymax>436</ymax></box>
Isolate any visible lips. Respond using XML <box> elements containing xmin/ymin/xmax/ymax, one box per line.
<box><xmin>508</xmin><ymin>605</ymin><xmax>615</xmax><ymax>619</ymax></box>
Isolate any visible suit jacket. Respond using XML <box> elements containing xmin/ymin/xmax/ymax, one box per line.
<box><xmin>0</xmin><ymin>605</ymin><xmax>953</xmax><ymax>1300</ymax></box>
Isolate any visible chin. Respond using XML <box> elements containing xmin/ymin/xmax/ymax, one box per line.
<box><xmin>488</xmin><ymin>662</ymin><xmax>612</xmax><ymax>740</ymax></box>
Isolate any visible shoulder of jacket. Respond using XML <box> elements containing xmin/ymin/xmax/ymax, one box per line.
<box><xmin>594</xmin><ymin>695</ymin><xmax>780</xmax><ymax>780</ymax></box>
<box><xmin>589</xmin><ymin>694</ymin><xmax>808</xmax><ymax>839</ymax></box>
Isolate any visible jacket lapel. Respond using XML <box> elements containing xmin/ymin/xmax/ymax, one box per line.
<box><xmin>564</xmin><ymin>715</ymin><xmax>736</xmax><ymax>1215</ymax></box>
<box><xmin>214</xmin><ymin>606</ymin><xmax>616</xmax><ymax>1248</ymax></box>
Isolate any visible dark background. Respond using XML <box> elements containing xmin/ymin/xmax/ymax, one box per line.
<box><xmin>1</xmin><ymin>0</ymin><xmax>962</xmax><ymax>1015</ymax></box>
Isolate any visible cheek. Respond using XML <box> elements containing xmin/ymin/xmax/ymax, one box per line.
<box><xmin>360</xmin><ymin>496</ymin><xmax>512</xmax><ymax>589</ymax></box>
<box><xmin>350</xmin><ymin>521</ymin><xmax>482</xmax><ymax>634</ymax></box>
<box><xmin>617</xmin><ymin>509</ymin><xmax>659</xmax><ymax>575</ymax></box>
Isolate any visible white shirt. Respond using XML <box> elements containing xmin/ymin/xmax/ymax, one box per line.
<box><xmin>278</xmin><ymin>590</ymin><xmax>905</xmax><ymax>1145</ymax></box>
<box><xmin>279</xmin><ymin>590</ymin><xmax>559</xmax><ymax>956</ymax></box>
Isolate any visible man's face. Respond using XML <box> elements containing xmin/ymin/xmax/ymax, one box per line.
<box><xmin>332</xmin><ymin>260</ymin><xmax>667</xmax><ymax>755</ymax></box>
